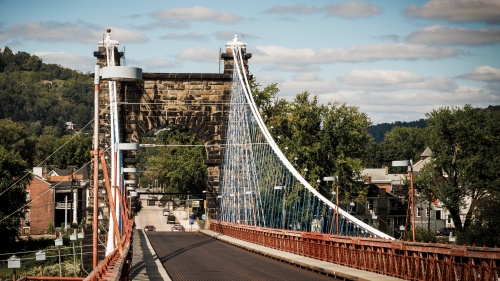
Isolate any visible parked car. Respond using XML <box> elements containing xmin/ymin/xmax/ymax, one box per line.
<box><xmin>144</xmin><ymin>225</ymin><xmax>156</xmax><ymax>232</ymax></box>
<box><xmin>163</xmin><ymin>209</ymin><xmax>170</xmax><ymax>216</ymax></box>
<box><xmin>172</xmin><ymin>224</ymin><xmax>185</xmax><ymax>232</ymax></box>
<box><xmin>167</xmin><ymin>215</ymin><xmax>176</xmax><ymax>224</ymax></box>
<box><xmin>437</xmin><ymin>227</ymin><xmax>455</xmax><ymax>236</ymax></box>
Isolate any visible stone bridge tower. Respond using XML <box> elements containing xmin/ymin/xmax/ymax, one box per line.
<box><xmin>94</xmin><ymin>35</ymin><xmax>251</xmax><ymax>216</ymax></box>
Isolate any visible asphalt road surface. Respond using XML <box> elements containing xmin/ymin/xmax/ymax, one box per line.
<box><xmin>134</xmin><ymin>195</ymin><xmax>339</xmax><ymax>280</ymax></box>
<box><xmin>146</xmin><ymin>232</ymin><xmax>340</xmax><ymax>281</ymax></box>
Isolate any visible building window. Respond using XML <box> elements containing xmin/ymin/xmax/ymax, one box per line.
<box><xmin>390</xmin><ymin>199</ymin><xmax>396</xmax><ymax>208</ymax></box>
<box><xmin>448</xmin><ymin>215</ymin><xmax>452</xmax><ymax>224</ymax></box>
<box><xmin>387</xmin><ymin>218</ymin><xmax>392</xmax><ymax>227</ymax></box>
<box><xmin>435</xmin><ymin>210</ymin><xmax>442</xmax><ymax>220</ymax></box>
<box><xmin>417</xmin><ymin>208</ymin><xmax>421</xmax><ymax>217</ymax></box>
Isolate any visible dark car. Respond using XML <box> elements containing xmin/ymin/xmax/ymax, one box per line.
<box><xmin>172</xmin><ymin>224</ymin><xmax>185</xmax><ymax>232</ymax></box>
<box><xmin>437</xmin><ymin>227</ymin><xmax>455</xmax><ymax>236</ymax></box>
<box><xmin>167</xmin><ymin>215</ymin><xmax>176</xmax><ymax>224</ymax></box>
<box><xmin>144</xmin><ymin>225</ymin><xmax>156</xmax><ymax>231</ymax></box>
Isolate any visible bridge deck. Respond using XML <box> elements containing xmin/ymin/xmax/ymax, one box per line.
<box><xmin>200</xmin><ymin>229</ymin><xmax>404</xmax><ymax>281</ymax></box>
<box><xmin>131</xmin><ymin>226</ymin><xmax>401</xmax><ymax>280</ymax></box>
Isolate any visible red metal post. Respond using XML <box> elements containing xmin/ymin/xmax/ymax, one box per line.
<box><xmin>92</xmin><ymin>65</ymin><xmax>100</xmax><ymax>268</ymax></box>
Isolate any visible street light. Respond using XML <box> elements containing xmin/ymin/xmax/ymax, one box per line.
<box><xmin>274</xmin><ymin>186</ymin><xmax>286</xmax><ymax>229</ymax></box>
<box><xmin>392</xmin><ymin>160</ymin><xmax>415</xmax><ymax>242</ymax></box>
<box><xmin>324</xmin><ymin>176</ymin><xmax>339</xmax><ymax>234</ymax></box>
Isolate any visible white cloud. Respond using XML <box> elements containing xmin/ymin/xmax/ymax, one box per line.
<box><xmin>252</xmin><ymin>43</ymin><xmax>459</xmax><ymax>65</ymax></box>
<box><xmin>159</xmin><ymin>32</ymin><xmax>208</xmax><ymax>41</ymax></box>
<box><xmin>404</xmin><ymin>0</ymin><xmax>500</xmax><ymax>23</ymax></box>
<box><xmin>292</xmin><ymin>72</ymin><xmax>320</xmax><ymax>81</ymax></box>
<box><xmin>104</xmin><ymin>27</ymin><xmax>149</xmax><ymax>44</ymax></box>
<box><xmin>152</xmin><ymin>6</ymin><xmax>242</xmax><ymax>24</ymax></box>
<box><xmin>338</xmin><ymin>69</ymin><xmax>458</xmax><ymax>91</ymax></box>
<box><xmin>176</xmin><ymin>48</ymin><xmax>220</xmax><ymax>63</ymax></box>
<box><xmin>0</xmin><ymin>21</ymin><xmax>147</xmax><ymax>44</ymax></box>
<box><xmin>34</xmin><ymin>51</ymin><xmax>95</xmax><ymax>72</ymax></box>
<box><xmin>406</xmin><ymin>25</ymin><xmax>500</xmax><ymax>46</ymax></box>
<box><xmin>278</xmin><ymin>80</ymin><xmax>337</xmax><ymax>97</ymax></box>
<box><xmin>324</xmin><ymin>0</ymin><xmax>382</xmax><ymax>19</ymax></box>
<box><xmin>315</xmin><ymin>84</ymin><xmax>499</xmax><ymax>124</ymax></box>
<box><xmin>263</xmin><ymin>5</ymin><xmax>318</xmax><ymax>15</ymax></box>
<box><xmin>457</xmin><ymin>66</ymin><xmax>500</xmax><ymax>82</ymax></box>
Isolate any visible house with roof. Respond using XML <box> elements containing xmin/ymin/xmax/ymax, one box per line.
<box><xmin>22</xmin><ymin>166</ymin><xmax>90</xmax><ymax>235</ymax></box>
<box><xmin>360</xmin><ymin>167</ymin><xmax>409</xmax><ymax>238</ymax></box>
<box><xmin>360</xmin><ymin>147</ymin><xmax>465</xmax><ymax>238</ymax></box>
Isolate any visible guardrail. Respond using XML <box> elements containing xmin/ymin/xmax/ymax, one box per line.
<box><xmin>211</xmin><ymin>220</ymin><xmax>500</xmax><ymax>281</ymax></box>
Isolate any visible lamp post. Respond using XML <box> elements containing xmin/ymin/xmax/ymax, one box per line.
<box><xmin>274</xmin><ymin>186</ymin><xmax>286</xmax><ymax>229</ymax></box>
<box><xmin>392</xmin><ymin>160</ymin><xmax>415</xmax><ymax>242</ymax></box>
<box><xmin>324</xmin><ymin>176</ymin><xmax>339</xmax><ymax>234</ymax></box>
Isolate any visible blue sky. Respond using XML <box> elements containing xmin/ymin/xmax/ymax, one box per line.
<box><xmin>1</xmin><ymin>0</ymin><xmax>499</xmax><ymax>124</ymax></box>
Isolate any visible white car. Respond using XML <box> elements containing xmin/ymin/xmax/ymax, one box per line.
<box><xmin>163</xmin><ymin>209</ymin><xmax>170</xmax><ymax>216</ymax></box>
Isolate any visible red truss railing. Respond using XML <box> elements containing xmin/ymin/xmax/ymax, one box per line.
<box><xmin>211</xmin><ymin>220</ymin><xmax>500</xmax><ymax>281</ymax></box>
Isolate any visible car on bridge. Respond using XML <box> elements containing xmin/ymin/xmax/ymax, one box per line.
<box><xmin>172</xmin><ymin>224</ymin><xmax>185</xmax><ymax>232</ymax></box>
<box><xmin>167</xmin><ymin>215</ymin><xmax>176</xmax><ymax>224</ymax></box>
<box><xmin>144</xmin><ymin>225</ymin><xmax>156</xmax><ymax>232</ymax></box>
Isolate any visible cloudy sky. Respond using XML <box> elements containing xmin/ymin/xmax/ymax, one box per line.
<box><xmin>1</xmin><ymin>0</ymin><xmax>499</xmax><ymax>124</ymax></box>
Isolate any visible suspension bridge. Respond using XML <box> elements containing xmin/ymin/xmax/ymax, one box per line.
<box><xmin>16</xmin><ymin>31</ymin><xmax>500</xmax><ymax>281</ymax></box>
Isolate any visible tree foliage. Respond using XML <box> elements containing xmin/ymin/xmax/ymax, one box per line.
<box><xmin>0</xmin><ymin>120</ymin><xmax>31</xmax><ymax>252</ymax></box>
<box><xmin>252</xmin><ymin>82</ymin><xmax>373</xmax><ymax>201</ymax></box>
<box><xmin>138</xmin><ymin>125</ymin><xmax>207</xmax><ymax>196</ymax></box>
<box><xmin>50</xmin><ymin>133</ymin><xmax>92</xmax><ymax>169</ymax></box>
<box><xmin>0</xmin><ymin>46</ymin><xmax>93</xmax><ymax>133</ymax></box>
<box><xmin>425</xmin><ymin>105</ymin><xmax>500</xmax><ymax>242</ymax></box>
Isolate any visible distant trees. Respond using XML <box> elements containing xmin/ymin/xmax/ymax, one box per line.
<box><xmin>137</xmin><ymin>125</ymin><xmax>207</xmax><ymax>195</ymax></box>
<box><xmin>0</xmin><ymin>46</ymin><xmax>93</xmax><ymax>130</ymax></box>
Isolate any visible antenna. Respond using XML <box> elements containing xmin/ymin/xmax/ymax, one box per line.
<box><xmin>219</xmin><ymin>47</ymin><xmax>221</xmax><ymax>74</ymax></box>
<box><xmin>122</xmin><ymin>46</ymin><xmax>126</xmax><ymax>66</ymax></box>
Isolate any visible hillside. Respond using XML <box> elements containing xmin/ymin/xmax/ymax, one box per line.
<box><xmin>0</xmin><ymin>46</ymin><xmax>93</xmax><ymax>134</ymax></box>
<box><xmin>368</xmin><ymin>119</ymin><xmax>427</xmax><ymax>143</ymax></box>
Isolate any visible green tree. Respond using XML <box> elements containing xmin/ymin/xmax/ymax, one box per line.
<box><xmin>319</xmin><ymin>102</ymin><xmax>373</xmax><ymax>200</ymax></box>
<box><xmin>0</xmin><ymin>119</ymin><xmax>32</xmax><ymax>253</ymax></box>
<box><xmin>379</xmin><ymin>126</ymin><xmax>426</xmax><ymax>172</ymax></box>
<box><xmin>139</xmin><ymin>125</ymin><xmax>207</xmax><ymax>195</ymax></box>
<box><xmin>51</xmin><ymin>133</ymin><xmax>92</xmax><ymax>169</ymax></box>
<box><xmin>425</xmin><ymin>105</ymin><xmax>500</xmax><ymax>242</ymax></box>
<box><xmin>461</xmin><ymin>191</ymin><xmax>500</xmax><ymax>247</ymax></box>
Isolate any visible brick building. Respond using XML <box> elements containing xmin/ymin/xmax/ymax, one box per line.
<box><xmin>22</xmin><ymin>167</ymin><xmax>89</xmax><ymax>235</ymax></box>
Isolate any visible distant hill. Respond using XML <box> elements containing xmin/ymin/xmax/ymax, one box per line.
<box><xmin>0</xmin><ymin>46</ymin><xmax>93</xmax><ymax>134</ymax></box>
<box><xmin>369</xmin><ymin>119</ymin><xmax>427</xmax><ymax>143</ymax></box>
<box><xmin>368</xmin><ymin>105</ymin><xmax>500</xmax><ymax>143</ymax></box>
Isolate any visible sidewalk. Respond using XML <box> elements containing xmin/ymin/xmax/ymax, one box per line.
<box><xmin>199</xmin><ymin>229</ymin><xmax>403</xmax><ymax>281</ymax></box>
<box><xmin>130</xmin><ymin>229</ymin><xmax>171</xmax><ymax>281</ymax></box>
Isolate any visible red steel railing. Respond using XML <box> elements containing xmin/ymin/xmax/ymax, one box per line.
<box><xmin>211</xmin><ymin>220</ymin><xmax>500</xmax><ymax>281</ymax></box>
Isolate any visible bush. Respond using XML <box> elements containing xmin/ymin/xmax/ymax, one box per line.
<box><xmin>413</xmin><ymin>227</ymin><xmax>438</xmax><ymax>243</ymax></box>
